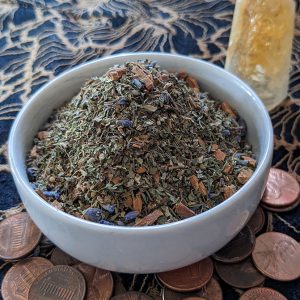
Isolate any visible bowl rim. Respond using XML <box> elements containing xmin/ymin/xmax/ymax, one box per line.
<box><xmin>8</xmin><ymin>52</ymin><xmax>273</xmax><ymax>233</ymax></box>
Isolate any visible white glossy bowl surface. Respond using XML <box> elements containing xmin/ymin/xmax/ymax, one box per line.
<box><xmin>9</xmin><ymin>53</ymin><xmax>273</xmax><ymax>273</ymax></box>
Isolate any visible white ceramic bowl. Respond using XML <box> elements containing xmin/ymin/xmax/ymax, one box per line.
<box><xmin>9</xmin><ymin>53</ymin><xmax>273</xmax><ymax>273</ymax></box>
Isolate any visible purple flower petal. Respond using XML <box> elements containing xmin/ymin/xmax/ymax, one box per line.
<box><xmin>132</xmin><ymin>79</ymin><xmax>143</xmax><ymax>89</ymax></box>
<box><xmin>27</xmin><ymin>168</ymin><xmax>37</xmax><ymax>178</ymax></box>
<box><xmin>99</xmin><ymin>220</ymin><xmax>115</xmax><ymax>226</ymax></box>
<box><xmin>84</xmin><ymin>208</ymin><xmax>103</xmax><ymax>222</ymax></box>
<box><xmin>117</xmin><ymin>119</ymin><xmax>133</xmax><ymax>127</ymax></box>
<box><xmin>124</xmin><ymin>211</ymin><xmax>139</xmax><ymax>222</ymax></box>
<box><xmin>117</xmin><ymin>97</ymin><xmax>129</xmax><ymax>106</ymax></box>
<box><xmin>102</xmin><ymin>204</ymin><xmax>116</xmax><ymax>214</ymax></box>
<box><xmin>43</xmin><ymin>190</ymin><xmax>60</xmax><ymax>199</ymax></box>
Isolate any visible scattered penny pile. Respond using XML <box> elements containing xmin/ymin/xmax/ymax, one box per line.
<box><xmin>0</xmin><ymin>168</ymin><xmax>299</xmax><ymax>300</ymax></box>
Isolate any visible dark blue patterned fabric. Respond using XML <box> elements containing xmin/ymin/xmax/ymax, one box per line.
<box><xmin>0</xmin><ymin>1</ymin><xmax>299</xmax><ymax>299</ymax></box>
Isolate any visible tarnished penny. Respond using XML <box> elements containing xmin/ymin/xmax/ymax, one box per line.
<box><xmin>182</xmin><ymin>298</ymin><xmax>206</xmax><ymax>300</ymax></box>
<box><xmin>74</xmin><ymin>262</ymin><xmax>113</xmax><ymax>300</ymax></box>
<box><xmin>157</xmin><ymin>258</ymin><xmax>214</xmax><ymax>292</ymax></box>
<box><xmin>28</xmin><ymin>265</ymin><xmax>86</xmax><ymax>300</ymax></box>
<box><xmin>1</xmin><ymin>257</ymin><xmax>53</xmax><ymax>300</ymax></box>
<box><xmin>212</xmin><ymin>226</ymin><xmax>255</xmax><ymax>263</ymax></box>
<box><xmin>196</xmin><ymin>278</ymin><xmax>223</xmax><ymax>300</ymax></box>
<box><xmin>163</xmin><ymin>278</ymin><xmax>222</xmax><ymax>300</ymax></box>
<box><xmin>50</xmin><ymin>247</ymin><xmax>79</xmax><ymax>265</ymax></box>
<box><xmin>247</xmin><ymin>207</ymin><xmax>265</xmax><ymax>234</ymax></box>
<box><xmin>252</xmin><ymin>232</ymin><xmax>300</xmax><ymax>281</ymax></box>
<box><xmin>239</xmin><ymin>287</ymin><xmax>288</xmax><ymax>300</ymax></box>
<box><xmin>0</xmin><ymin>212</ymin><xmax>42</xmax><ymax>260</ymax></box>
<box><xmin>260</xmin><ymin>197</ymin><xmax>300</xmax><ymax>212</ymax></box>
<box><xmin>214</xmin><ymin>257</ymin><xmax>265</xmax><ymax>289</ymax></box>
<box><xmin>261</xmin><ymin>168</ymin><xmax>300</xmax><ymax>207</ymax></box>
<box><xmin>111</xmin><ymin>291</ymin><xmax>153</xmax><ymax>299</ymax></box>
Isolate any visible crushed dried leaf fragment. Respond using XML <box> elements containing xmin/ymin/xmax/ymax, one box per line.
<box><xmin>30</xmin><ymin>146</ymin><xmax>38</xmax><ymax>158</ymax></box>
<box><xmin>111</xmin><ymin>177</ymin><xmax>122</xmax><ymax>185</ymax></box>
<box><xmin>237</xmin><ymin>168</ymin><xmax>254</xmax><ymax>184</ymax></box>
<box><xmin>223</xmin><ymin>184</ymin><xmax>236</xmax><ymax>199</ymax></box>
<box><xmin>190</xmin><ymin>175</ymin><xmax>199</xmax><ymax>191</ymax></box>
<box><xmin>154</xmin><ymin>171</ymin><xmax>160</xmax><ymax>185</ymax></box>
<box><xmin>186</xmin><ymin>76</ymin><xmax>200</xmax><ymax>93</ymax></box>
<box><xmin>124</xmin><ymin>193</ymin><xmax>133</xmax><ymax>209</ymax></box>
<box><xmin>132</xmin><ymin>64</ymin><xmax>154</xmax><ymax>90</ymax></box>
<box><xmin>174</xmin><ymin>203</ymin><xmax>196</xmax><ymax>218</ymax></box>
<box><xmin>223</xmin><ymin>164</ymin><xmax>233</xmax><ymax>174</ymax></box>
<box><xmin>190</xmin><ymin>175</ymin><xmax>207</xmax><ymax>196</ymax></box>
<box><xmin>107</xmin><ymin>67</ymin><xmax>127</xmax><ymax>81</ymax></box>
<box><xmin>136</xmin><ymin>166</ymin><xmax>146</xmax><ymax>174</ymax></box>
<box><xmin>197</xmin><ymin>138</ymin><xmax>206</xmax><ymax>146</ymax></box>
<box><xmin>214</xmin><ymin>149</ymin><xmax>226</xmax><ymax>161</ymax></box>
<box><xmin>37</xmin><ymin>131</ymin><xmax>48</xmax><ymax>140</ymax></box>
<box><xmin>135</xmin><ymin>209</ymin><xmax>163</xmax><ymax>226</ymax></box>
<box><xmin>242</xmin><ymin>156</ymin><xmax>257</xmax><ymax>167</ymax></box>
<box><xmin>133</xmin><ymin>192</ymin><xmax>143</xmax><ymax>213</ymax></box>
<box><xmin>220</xmin><ymin>102</ymin><xmax>236</xmax><ymax>117</ymax></box>
<box><xmin>198</xmin><ymin>181</ymin><xmax>208</xmax><ymax>196</ymax></box>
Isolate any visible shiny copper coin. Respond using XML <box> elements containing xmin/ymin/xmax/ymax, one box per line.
<box><xmin>212</xmin><ymin>226</ymin><xmax>255</xmax><ymax>263</ymax></box>
<box><xmin>28</xmin><ymin>265</ymin><xmax>86</xmax><ymax>300</ymax></box>
<box><xmin>214</xmin><ymin>257</ymin><xmax>265</xmax><ymax>289</ymax></box>
<box><xmin>0</xmin><ymin>212</ymin><xmax>42</xmax><ymax>260</ymax></box>
<box><xmin>74</xmin><ymin>262</ymin><xmax>113</xmax><ymax>300</ymax></box>
<box><xmin>163</xmin><ymin>277</ymin><xmax>222</xmax><ymax>300</ymax></box>
<box><xmin>252</xmin><ymin>232</ymin><xmax>300</xmax><ymax>281</ymax></box>
<box><xmin>50</xmin><ymin>247</ymin><xmax>79</xmax><ymax>265</ymax></box>
<box><xmin>157</xmin><ymin>258</ymin><xmax>214</xmax><ymax>292</ymax></box>
<box><xmin>247</xmin><ymin>207</ymin><xmax>265</xmax><ymax>234</ymax></box>
<box><xmin>239</xmin><ymin>287</ymin><xmax>287</xmax><ymax>300</ymax></box>
<box><xmin>1</xmin><ymin>257</ymin><xmax>53</xmax><ymax>300</ymax></box>
<box><xmin>261</xmin><ymin>168</ymin><xmax>300</xmax><ymax>207</ymax></box>
<box><xmin>111</xmin><ymin>291</ymin><xmax>152</xmax><ymax>299</ymax></box>
<box><xmin>260</xmin><ymin>197</ymin><xmax>300</xmax><ymax>212</ymax></box>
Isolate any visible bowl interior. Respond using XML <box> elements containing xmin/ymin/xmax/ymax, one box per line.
<box><xmin>10</xmin><ymin>52</ymin><xmax>272</xmax><ymax>222</ymax></box>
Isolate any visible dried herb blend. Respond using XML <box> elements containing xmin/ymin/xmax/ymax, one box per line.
<box><xmin>27</xmin><ymin>60</ymin><xmax>256</xmax><ymax>226</ymax></box>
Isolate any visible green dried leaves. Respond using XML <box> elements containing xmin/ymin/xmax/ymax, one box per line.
<box><xmin>27</xmin><ymin>60</ymin><xmax>256</xmax><ymax>226</ymax></box>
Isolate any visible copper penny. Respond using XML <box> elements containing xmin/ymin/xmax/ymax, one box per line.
<box><xmin>1</xmin><ymin>257</ymin><xmax>53</xmax><ymax>300</ymax></box>
<box><xmin>260</xmin><ymin>197</ymin><xmax>300</xmax><ymax>212</ymax></box>
<box><xmin>182</xmin><ymin>298</ymin><xmax>206</xmax><ymax>300</ymax></box>
<box><xmin>261</xmin><ymin>168</ymin><xmax>300</xmax><ymax>207</ymax></box>
<box><xmin>74</xmin><ymin>262</ymin><xmax>113</xmax><ymax>300</ymax></box>
<box><xmin>163</xmin><ymin>288</ymin><xmax>187</xmax><ymax>300</ymax></box>
<box><xmin>247</xmin><ymin>207</ymin><xmax>265</xmax><ymax>234</ymax></box>
<box><xmin>157</xmin><ymin>258</ymin><xmax>214</xmax><ymax>292</ymax></box>
<box><xmin>163</xmin><ymin>278</ymin><xmax>222</xmax><ymax>300</ymax></box>
<box><xmin>215</xmin><ymin>257</ymin><xmax>265</xmax><ymax>289</ymax></box>
<box><xmin>196</xmin><ymin>278</ymin><xmax>223</xmax><ymax>300</ymax></box>
<box><xmin>50</xmin><ymin>247</ymin><xmax>79</xmax><ymax>265</ymax></box>
<box><xmin>212</xmin><ymin>226</ymin><xmax>255</xmax><ymax>263</ymax></box>
<box><xmin>111</xmin><ymin>291</ymin><xmax>152</xmax><ymax>299</ymax></box>
<box><xmin>0</xmin><ymin>212</ymin><xmax>42</xmax><ymax>260</ymax></box>
<box><xmin>239</xmin><ymin>287</ymin><xmax>287</xmax><ymax>300</ymax></box>
<box><xmin>28</xmin><ymin>265</ymin><xmax>86</xmax><ymax>300</ymax></box>
<box><xmin>252</xmin><ymin>232</ymin><xmax>300</xmax><ymax>281</ymax></box>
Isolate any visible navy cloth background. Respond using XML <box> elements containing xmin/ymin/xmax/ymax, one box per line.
<box><xmin>0</xmin><ymin>1</ymin><xmax>299</xmax><ymax>299</ymax></box>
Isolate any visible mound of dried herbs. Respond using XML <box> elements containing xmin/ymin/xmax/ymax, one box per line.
<box><xmin>27</xmin><ymin>60</ymin><xmax>256</xmax><ymax>226</ymax></box>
